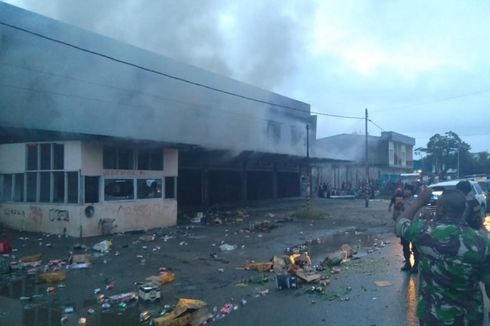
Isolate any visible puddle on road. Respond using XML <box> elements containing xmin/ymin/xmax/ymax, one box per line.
<box><xmin>0</xmin><ymin>276</ymin><xmax>146</xmax><ymax>326</ymax></box>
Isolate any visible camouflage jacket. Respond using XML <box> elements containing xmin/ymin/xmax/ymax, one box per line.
<box><xmin>463</xmin><ymin>195</ymin><xmax>483</xmax><ymax>230</ymax></box>
<box><xmin>396</xmin><ymin>216</ymin><xmax>490</xmax><ymax>325</ymax></box>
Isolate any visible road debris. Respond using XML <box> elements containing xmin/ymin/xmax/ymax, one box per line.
<box><xmin>152</xmin><ymin>298</ymin><xmax>211</xmax><ymax>326</ymax></box>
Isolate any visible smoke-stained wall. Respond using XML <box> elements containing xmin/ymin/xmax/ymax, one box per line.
<box><xmin>0</xmin><ymin>3</ymin><xmax>312</xmax><ymax>156</ymax></box>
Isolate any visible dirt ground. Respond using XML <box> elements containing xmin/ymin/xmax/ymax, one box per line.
<box><xmin>0</xmin><ymin>198</ymin><xmax>399</xmax><ymax>326</ymax></box>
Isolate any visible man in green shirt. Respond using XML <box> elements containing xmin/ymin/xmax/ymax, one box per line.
<box><xmin>396</xmin><ymin>188</ymin><xmax>490</xmax><ymax>325</ymax></box>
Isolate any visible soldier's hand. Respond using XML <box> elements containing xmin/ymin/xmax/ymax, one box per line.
<box><xmin>417</xmin><ymin>188</ymin><xmax>432</xmax><ymax>206</ymax></box>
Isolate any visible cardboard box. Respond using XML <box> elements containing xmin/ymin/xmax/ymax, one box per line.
<box><xmin>152</xmin><ymin>298</ymin><xmax>211</xmax><ymax>326</ymax></box>
<box><xmin>245</xmin><ymin>262</ymin><xmax>273</xmax><ymax>272</ymax></box>
<box><xmin>39</xmin><ymin>272</ymin><xmax>65</xmax><ymax>283</ymax></box>
<box><xmin>69</xmin><ymin>254</ymin><xmax>91</xmax><ymax>264</ymax></box>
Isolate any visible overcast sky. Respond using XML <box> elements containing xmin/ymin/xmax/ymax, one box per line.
<box><xmin>3</xmin><ymin>0</ymin><xmax>490</xmax><ymax>154</ymax></box>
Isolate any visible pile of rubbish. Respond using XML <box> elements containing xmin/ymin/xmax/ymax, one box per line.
<box><xmin>243</xmin><ymin>242</ymin><xmax>358</xmax><ymax>293</ymax></box>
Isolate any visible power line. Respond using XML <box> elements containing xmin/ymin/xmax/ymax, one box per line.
<box><xmin>316</xmin><ymin>112</ymin><xmax>364</xmax><ymax>120</ymax></box>
<box><xmin>0</xmin><ymin>82</ymin><xmax>304</xmax><ymax>128</ymax></box>
<box><xmin>372</xmin><ymin>88</ymin><xmax>490</xmax><ymax>113</ymax></box>
<box><xmin>0</xmin><ymin>21</ymin><xmax>311</xmax><ymax>112</ymax></box>
<box><xmin>368</xmin><ymin>119</ymin><xmax>385</xmax><ymax>132</ymax></box>
<box><xmin>0</xmin><ymin>61</ymin><xmax>299</xmax><ymax>126</ymax></box>
<box><xmin>0</xmin><ymin>20</ymin><xmax>366</xmax><ymax>121</ymax></box>
<box><xmin>0</xmin><ymin>21</ymin><xmax>364</xmax><ymax>119</ymax></box>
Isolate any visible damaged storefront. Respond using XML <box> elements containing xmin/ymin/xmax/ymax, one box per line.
<box><xmin>0</xmin><ymin>140</ymin><xmax>178</xmax><ymax>237</ymax></box>
<box><xmin>178</xmin><ymin>150</ymin><xmax>304</xmax><ymax>208</ymax></box>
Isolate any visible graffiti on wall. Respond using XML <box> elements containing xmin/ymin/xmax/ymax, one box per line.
<box><xmin>49</xmin><ymin>209</ymin><xmax>69</xmax><ymax>222</ymax></box>
<box><xmin>3</xmin><ymin>207</ymin><xmax>26</xmax><ymax>217</ymax></box>
<box><xmin>29</xmin><ymin>206</ymin><xmax>43</xmax><ymax>222</ymax></box>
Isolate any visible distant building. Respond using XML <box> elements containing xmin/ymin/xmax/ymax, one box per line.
<box><xmin>312</xmin><ymin>131</ymin><xmax>415</xmax><ymax>191</ymax></box>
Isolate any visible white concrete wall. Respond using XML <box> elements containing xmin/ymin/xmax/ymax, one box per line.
<box><xmin>80</xmin><ymin>199</ymin><xmax>177</xmax><ymax>236</ymax></box>
<box><xmin>0</xmin><ymin>141</ymin><xmax>179</xmax><ymax>237</ymax></box>
<box><xmin>64</xmin><ymin>141</ymin><xmax>82</xmax><ymax>171</ymax></box>
<box><xmin>0</xmin><ymin>203</ymin><xmax>82</xmax><ymax>235</ymax></box>
<box><xmin>0</xmin><ymin>143</ymin><xmax>25</xmax><ymax>173</ymax></box>
<box><xmin>0</xmin><ymin>199</ymin><xmax>177</xmax><ymax>237</ymax></box>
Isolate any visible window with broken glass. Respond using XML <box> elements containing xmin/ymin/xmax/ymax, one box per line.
<box><xmin>104</xmin><ymin>178</ymin><xmax>134</xmax><ymax>201</ymax></box>
<box><xmin>137</xmin><ymin>178</ymin><xmax>162</xmax><ymax>199</ymax></box>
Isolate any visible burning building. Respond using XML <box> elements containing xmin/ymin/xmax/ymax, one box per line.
<box><xmin>0</xmin><ymin>3</ymin><xmax>317</xmax><ymax>236</ymax></box>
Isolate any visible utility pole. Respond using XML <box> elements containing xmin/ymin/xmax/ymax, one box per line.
<box><xmin>306</xmin><ymin>124</ymin><xmax>311</xmax><ymax>210</ymax></box>
<box><xmin>457</xmin><ymin>144</ymin><xmax>460</xmax><ymax>178</ymax></box>
<box><xmin>365</xmin><ymin>108</ymin><xmax>369</xmax><ymax>208</ymax></box>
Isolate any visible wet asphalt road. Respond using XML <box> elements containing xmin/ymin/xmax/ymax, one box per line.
<box><xmin>1</xmin><ymin>199</ymin><xmax>489</xmax><ymax>326</ymax></box>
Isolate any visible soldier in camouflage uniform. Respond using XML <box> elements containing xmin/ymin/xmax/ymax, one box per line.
<box><xmin>456</xmin><ymin>180</ymin><xmax>484</xmax><ymax>230</ymax></box>
<box><xmin>396</xmin><ymin>189</ymin><xmax>490</xmax><ymax>325</ymax></box>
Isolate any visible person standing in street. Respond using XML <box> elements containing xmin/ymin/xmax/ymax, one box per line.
<box><xmin>393</xmin><ymin>184</ymin><xmax>419</xmax><ymax>273</ymax></box>
<box><xmin>396</xmin><ymin>188</ymin><xmax>490</xmax><ymax>325</ymax></box>
<box><xmin>388</xmin><ymin>187</ymin><xmax>404</xmax><ymax>220</ymax></box>
<box><xmin>456</xmin><ymin>180</ymin><xmax>484</xmax><ymax>230</ymax></box>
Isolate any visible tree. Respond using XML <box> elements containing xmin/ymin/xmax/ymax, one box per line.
<box><xmin>417</xmin><ymin>131</ymin><xmax>471</xmax><ymax>177</ymax></box>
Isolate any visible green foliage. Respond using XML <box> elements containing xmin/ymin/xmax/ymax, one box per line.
<box><xmin>417</xmin><ymin>131</ymin><xmax>471</xmax><ymax>177</ymax></box>
<box><xmin>419</xmin><ymin>131</ymin><xmax>490</xmax><ymax>176</ymax></box>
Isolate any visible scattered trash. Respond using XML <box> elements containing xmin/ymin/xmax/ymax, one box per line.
<box><xmin>87</xmin><ymin>308</ymin><xmax>95</xmax><ymax>315</ymax></box>
<box><xmin>0</xmin><ymin>240</ymin><xmax>12</xmax><ymax>254</ymax></box>
<box><xmin>191</xmin><ymin>212</ymin><xmax>204</xmax><ymax>224</ymax></box>
<box><xmin>295</xmin><ymin>270</ymin><xmax>322</xmax><ymax>283</ymax></box>
<box><xmin>46</xmin><ymin>287</ymin><xmax>56</xmax><ymax>294</ymax></box>
<box><xmin>272</xmin><ymin>256</ymin><xmax>286</xmax><ymax>272</ymax></box>
<box><xmin>217</xmin><ymin>268</ymin><xmax>225</xmax><ymax>273</ymax></box>
<box><xmin>78</xmin><ymin>317</ymin><xmax>87</xmax><ymax>326</ymax></box>
<box><xmin>146</xmin><ymin>272</ymin><xmax>176</xmax><ymax>285</ymax></box>
<box><xmin>140</xmin><ymin>310</ymin><xmax>152</xmax><ymax>322</ymax></box>
<box><xmin>244</xmin><ymin>262</ymin><xmax>273</xmax><ymax>272</ymax></box>
<box><xmin>250</xmin><ymin>220</ymin><xmax>276</xmax><ymax>232</ymax></box>
<box><xmin>289</xmin><ymin>253</ymin><xmax>312</xmax><ymax>271</ymax></box>
<box><xmin>331</xmin><ymin>267</ymin><xmax>341</xmax><ymax>274</ymax></box>
<box><xmin>220</xmin><ymin>303</ymin><xmax>234</xmax><ymax>315</ymax></box>
<box><xmin>139</xmin><ymin>234</ymin><xmax>156</xmax><ymax>242</ymax></box>
<box><xmin>276</xmin><ymin>274</ymin><xmax>298</xmax><ymax>290</ymax></box>
<box><xmin>374</xmin><ymin>281</ymin><xmax>393</xmax><ymax>287</ymax></box>
<box><xmin>109</xmin><ymin>292</ymin><xmax>138</xmax><ymax>305</ymax></box>
<box><xmin>68</xmin><ymin>254</ymin><xmax>91</xmax><ymax>269</ymax></box>
<box><xmin>39</xmin><ymin>272</ymin><xmax>66</xmax><ymax>283</ymax></box>
<box><xmin>63</xmin><ymin>305</ymin><xmax>75</xmax><ymax>314</ymax></box>
<box><xmin>340</xmin><ymin>244</ymin><xmax>355</xmax><ymax>258</ymax></box>
<box><xmin>92</xmin><ymin>240</ymin><xmax>112</xmax><ymax>253</ymax></box>
<box><xmin>219</xmin><ymin>243</ymin><xmax>237</xmax><ymax>252</ymax></box>
<box><xmin>20</xmin><ymin>254</ymin><xmax>42</xmax><ymax>267</ymax></box>
<box><xmin>138</xmin><ymin>283</ymin><xmax>161</xmax><ymax>303</ymax></box>
<box><xmin>152</xmin><ymin>298</ymin><xmax>211</xmax><ymax>326</ymax></box>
